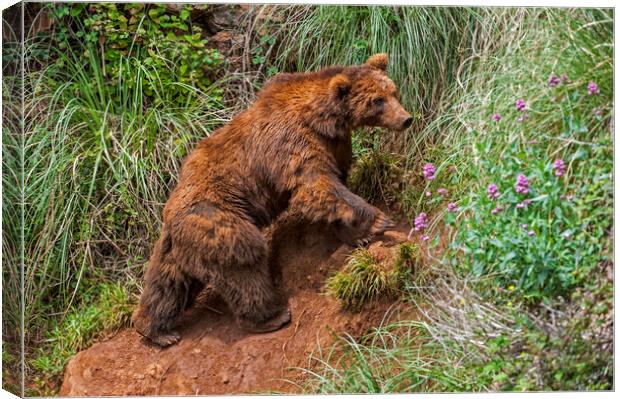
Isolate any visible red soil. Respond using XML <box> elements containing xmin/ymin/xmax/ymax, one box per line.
<box><xmin>60</xmin><ymin>224</ymin><xmax>411</xmax><ymax>396</ymax></box>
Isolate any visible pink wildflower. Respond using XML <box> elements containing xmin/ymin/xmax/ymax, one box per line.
<box><xmin>553</xmin><ymin>159</ymin><xmax>566</xmax><ymax>177</ymax></box>
<box><xmin>423</xmin><ymin>163</ymin><xmax>436</xmax><ymax>180</ymax></box>
<box><xmin>515</xmin><ymin>174</ymin><xmax>530</xmax><ymax>194</ymax></box>
<box><xmin>517</xmin><ymin>113</ymin><xmax>529</xmax><ymax>123</ymax></box>
<box><xmin>487</xmin><ymin>184</ymin><xmax>500</xmax><ymax>200</ymax></box>
<box><xmin>587</xmin><ymin>81</ymin><xmax>600</xmax><ymax>96</ymax></box>
<box><xmin>413</xmin><ymin>212</ymin><xmax>427</xmax><ymax>232</ymax></box>
<box><xmin>548</xmin><ymin>74</ymin><xmax>561</xmax><ymax>87</ymax></box>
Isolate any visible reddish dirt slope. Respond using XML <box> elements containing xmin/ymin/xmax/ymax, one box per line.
<box><xmin>60</xmin><ymin>224</ymin><xmax>409</xmax><ymax>396</ymax></box>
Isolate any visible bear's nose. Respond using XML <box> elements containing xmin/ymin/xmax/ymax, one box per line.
<box><xmin>402</xmin><ymin>117</ymin><xmax>413</xmax><ymax>130</ymax></box>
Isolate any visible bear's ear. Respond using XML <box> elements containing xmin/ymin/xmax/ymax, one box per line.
<box><xmin>365</xmin><ymin>53</ymin><xmax>388</xmax><ymax>71</ymax></box>
<box><xmin>328</xmin><ymin>74</ymin><xmax>351</xmax><ymax>99</ymax></box>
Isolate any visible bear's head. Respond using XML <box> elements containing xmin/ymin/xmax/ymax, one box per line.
<box><xmin>328</xmin><ymin>53</ymin><xmax>413</xmax><ymax>133</ymax></box>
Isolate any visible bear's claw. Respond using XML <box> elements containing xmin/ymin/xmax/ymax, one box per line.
<box><xmin>371</xmin><ymin>212</ymin><xmax>395</xmax><ymax>235</ymax></box>
<box><xmin>238</xmin><ymin>308</ymin><xmax>291</xmax><ymax>334</ymax></box>
<box><xmin>136</xmin><ymin>329</ymin><xmax>181</xmax><ymax>347</ymax></box>
<box><xmin>152</xmin><ymin>331</ymin><xmax>181</xmax><ymax>347</ymax></box>
<box><xmin>355</xmin><ymin>212</ymin><xmax>394</xmax><ymax>247</ymax></box>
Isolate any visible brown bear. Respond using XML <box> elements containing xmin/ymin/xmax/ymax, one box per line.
<box><xmin>132</xmin><ymin>53</ymin><xmax>412</xmax><ymax>347</ymax></box>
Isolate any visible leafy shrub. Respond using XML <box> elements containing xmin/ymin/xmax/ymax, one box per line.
<box><xmin>408</xmin><ymin>8</ymin><xmax>614</xmax><ymax>301</ymax></box>
<box><xmin>473</xmin><ymin>259</ymin><xmax>613</xmax><ymax>391</ymax></box>
<box><xmin>449</xmin><ymin>124</ymin><xmax>611</xmax><ymax>299</ymax></box>
<box><xmin>47</xmin><ymin>2</ymin><xmax>224</xmax><ymax>107</ymax></box>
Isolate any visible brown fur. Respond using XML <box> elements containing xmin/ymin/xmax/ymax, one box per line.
<box><xmin>132</xmin><ymin>54</ymin><xmax>412</xmax><ymax>346</ymax></box>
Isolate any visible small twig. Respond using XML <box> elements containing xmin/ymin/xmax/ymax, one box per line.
<box><xmin>205</xmin><ymin>305</ymin><xmax>224</xmax><ymax>315</ymax></box>
<box><xmin>155</xmin><ymin>362</ymin><xmax>174</xmax><ymax>395</ymax></box>
<box><xmin>281</xmin><ymin>308</ymin><xmax>307</xmax><ymax>364</ymax></box>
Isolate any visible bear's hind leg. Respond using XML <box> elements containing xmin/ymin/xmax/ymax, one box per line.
<box><xmin>212</xmin><ymin>263</ymin><xmax>290</xmax><ymax>333</ymax></box>
<box><xmin>173</xmin><ymin>207</ymin><xmax>291</xmax><ymax>334</ymax></box>
<box><xmin>184</xmin><ymin>278</ymin><xmax>205</xmax><ymax>310</ymax></box>
<box><xmin>132</xmin><ymin>261</ymin><xmax>193</xmax><ymax>347</ymax></box>
<box><xmin>204</xmin><ymin>218</ymin><xmax>290</xmax><ymax>333</ymax></box>
<box><xmin>214</xmin><ymin>263</ymin><xmax>291</xmax><ymax>333</ymax></box>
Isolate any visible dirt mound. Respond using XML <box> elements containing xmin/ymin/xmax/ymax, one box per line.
<box><xmin>60</xmin><ymin>224</ymin><xmax>410</xmax><ymax>396</ymax></box>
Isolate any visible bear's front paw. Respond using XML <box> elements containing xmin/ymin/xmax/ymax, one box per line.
<box><xmin>354</xmin><ymin>211</ymin><xmax>394</xmax><ymax>247</ymax></box>
<box><xmin>370</xmin><ymin>211</ymin><xmax>394</xmax><ymax>235</ymax></box>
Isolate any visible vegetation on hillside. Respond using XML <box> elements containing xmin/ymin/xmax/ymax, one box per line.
<box><xmin>286</xmin><ymin>7</ymin><xmax>613</xmax><ymax>392</ymax></box>
<box><xmin>2</xmin><ymin>3</ymin><xmax>613</xmax><ymax>395</ymax></box>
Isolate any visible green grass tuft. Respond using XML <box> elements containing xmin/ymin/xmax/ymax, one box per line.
<box><xmin>298</xmin><ymin>321</ymin><xmax>484</xmax><ymax>393</ymax></box>
<box><xmin>326</xmin><ymin>243</ymin><xmax>419</xmax><ymax>310</ymax></box>
<box><xmin>326</xmin><ymin>248</ymin><xmax>390</xmax><ymax>310</ymax></box>
<box><xmin>30</xmin><ymin>282</ymin><xmax>135</xmax><ymax>394</ymax></box>
<box><xmin>348</xmin><ymin>149</ymin><xmax>403</xmax><ymax>207</ymax></box>
<box><xmin>393</xmin><ymin>242</ymin><xmax>418</xmax><ymax>282</ymax></box>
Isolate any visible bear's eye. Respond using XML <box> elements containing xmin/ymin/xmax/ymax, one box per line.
<box><xmin>373</xmin><ymin>97</ymin><xmax>385</xmax><ymax>107</ymax></box>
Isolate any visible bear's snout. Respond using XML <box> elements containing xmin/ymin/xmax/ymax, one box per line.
<box><xmin>386</xmin><ymin>101</ymin><xmax>413</xmax><ymax>131</ymax></box>
<box><xmin>377</xmin><ymin>95</ymin><xmax>412</xmax><ymax>132</ymax></box>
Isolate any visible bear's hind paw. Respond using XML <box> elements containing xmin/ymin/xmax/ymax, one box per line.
<box><xmin>238</xmin><ymin>308</ymin><xmax>291</xmax><ymax>334</ymax></box>
<box><xmin>139</xmin><ymin>330</ymin><xmax>181</xmax><ymax>347</ymax></box>
<box><xmin>152</xmin><ymin>331</ymin><xmax>181</xmax><ymax>347</ymax></box>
